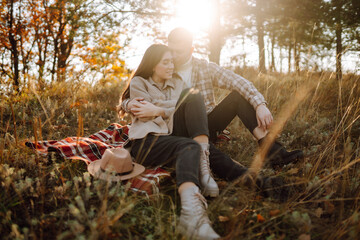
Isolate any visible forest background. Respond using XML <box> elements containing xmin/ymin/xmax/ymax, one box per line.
<box><xmin>1</xmin><ymin>0</ymin><xmax>360</xmax><ymax>239</ymax></box>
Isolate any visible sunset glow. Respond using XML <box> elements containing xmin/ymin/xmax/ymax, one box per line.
<box><xmin>174</xmin><ymin>0</ymin><xmax>216</xmax><ymax>34</ymax></box>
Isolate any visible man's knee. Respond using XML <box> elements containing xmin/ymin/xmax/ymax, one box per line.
<box><xmin>229</xmin><ymin>90</ymin><xmax>247</xmax><ymax>103</ymax></box>
<box><xmin>179</xmin><ymin>88</ymin><xmax>204</xmax><ymax>103</ymax></box>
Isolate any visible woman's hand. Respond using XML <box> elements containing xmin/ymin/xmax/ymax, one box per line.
<box><xmin>127</xmin><ymin>97</ymin><xmax>144</xmax><ymax>112</ymax></box>
<box><xmin>131</xmin><ymin>100</ymin><xmax>164</xmax><ymax>118</ymax></box>
<box><xmin>256</xmin><ymin>104</ymin><xmax>273</xmax><ymax>131</ymax></box>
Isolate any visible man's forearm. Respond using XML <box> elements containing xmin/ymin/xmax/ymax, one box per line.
<box><xmin>209</xmin><ymin>62</ymin><xmax>267</xmax><ymax>109</ymax></box>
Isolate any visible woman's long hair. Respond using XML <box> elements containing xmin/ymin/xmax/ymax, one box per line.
<box><xmin>118</xmin><ymin>44</ymin><xmax>170</xmax><ymax>118</ymax></box>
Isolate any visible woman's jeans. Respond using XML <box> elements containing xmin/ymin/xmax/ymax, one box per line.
<box><xmin>129</xmin><ymin>89</ymin><xmax>208</xmax><ymax>187</ymax></box>
<box><xmin>129</xmin><ymin>89</ymin><xmax>248</xmax><ymax>187</ymax></box>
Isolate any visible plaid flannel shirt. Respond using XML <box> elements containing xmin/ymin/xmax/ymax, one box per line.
<box><xmin>191</xmin><ymin>57</ymin><xmax>266</xmax><ymax>113</ymax></box>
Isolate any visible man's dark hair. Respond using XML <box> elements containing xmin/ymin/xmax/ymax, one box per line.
<box><xmin>168</xmin><ymin>27</ymin><xmax>193</xmax><ymax>47</ymax></box>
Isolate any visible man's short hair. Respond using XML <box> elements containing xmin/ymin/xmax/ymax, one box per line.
<box><xmin>168</xmin><ymin>28</ymin><xmax>193</xmax><ymax>47</ymax></box>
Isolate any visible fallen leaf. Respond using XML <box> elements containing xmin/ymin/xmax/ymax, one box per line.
<box><xmin>257</xmin><ymin>214</ymin><xmax>265</xmax><ymax>223</ymax></box>
<box><xmin>53</xmin><ymin>124</ymin><xmax>68</xmax><ymax>130</ymax></box>
<box><xmin>315</xmin><ymin>207</ymin><xmax>323</xmax><ymax>218</ymax></box>
<box><xmin>287</xmin><ymin>168</ymin><xmax>299</xmax><ymax>174</ymax></box>
<box><xmin>70</xmin><ymin>102</ymin><xmax>81</xmax><ymax>108</ymax></box>
<box><xmin>278</xmin><ymin>234</ymin><xmax>286</xmax><ymax>240</ymax></box>
<box><xmin>218</xmin><ymin>216</ymin><xmax>229</xmax><ymax>222</ymax></box>
<box><xmin>217</xmin><ymin>181</ymin><xmax>227</xmax><ymax>189</ymax></box>
<box><xmin>269</xmin><ymin>209</ymin><xmax>281</xmax><ymax>217</ymax></box>
<box><xmin>298</xmin><ymin>233</ymin><xmax>311</xmax><ymax>240</ymax></box>
<box><xmin>325</xmin><ymin>201</ymin><xmax>335</xmax><ymax>214</ymax></box>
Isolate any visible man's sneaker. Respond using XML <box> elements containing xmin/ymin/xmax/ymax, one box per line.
<box><xmin>256</xmin><ymin>175</ymin><xmax>291</xmax><ymax>202</ymax></box>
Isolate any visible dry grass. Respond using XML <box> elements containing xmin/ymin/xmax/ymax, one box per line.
<box><xmin>1</xmin><ymin>72</ymin><xmax>359</xmax><ymax>239</ymax></box>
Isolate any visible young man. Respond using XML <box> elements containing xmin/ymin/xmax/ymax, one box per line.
<box><xmin>121</xmin><ymin>28</ymin><xmax>303</xmax><ymax>181</ymax></box>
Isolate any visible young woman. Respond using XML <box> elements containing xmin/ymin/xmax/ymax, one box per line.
<box><xmin>119</xmin><ymin>44</ymin><xmax>219</xmax><ymax>239</ymax></box>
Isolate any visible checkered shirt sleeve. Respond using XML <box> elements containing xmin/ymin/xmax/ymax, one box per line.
<box><xmin>192</xmin><ymin>58</ymin><xmax>266</xmax><ymax>111</ymax></box>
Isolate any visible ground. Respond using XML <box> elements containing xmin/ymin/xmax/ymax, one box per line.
<box><xmin>1</xmin><ymin>71</ymin><xmax>359</xmax><ymax>239</ymax></box>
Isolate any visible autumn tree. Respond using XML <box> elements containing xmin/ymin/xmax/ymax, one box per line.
<box><xmin>324</xmin><ymin>0</ymin><xmax>360</xmax><ymax>80</ymax></box>
<box><xmin>77</xmin><ymin>32</ymin><xmax>128</xmax><ymax>83</ymax></box>
<box><xmin>0</xmin><ymin>0</ymin><xmax>31</xmax><ymax>92</ymax></box>
<box><xmin>0</xmin><ymin>0</ymin><xmax>143</xmax><ymax>92</ymax></box>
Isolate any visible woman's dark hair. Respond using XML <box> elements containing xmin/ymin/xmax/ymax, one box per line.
<box><xmin>118</xmin><ymin>44</ymin><xmax>170</xmax><ymax>118</ymax></box>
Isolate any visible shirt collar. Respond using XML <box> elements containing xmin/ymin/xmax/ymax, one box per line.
<box><xmin>176</xmin><ymin>56</ymin><xmax>193</xmax><ymax>72</ymax></box>
<box><xmin>149</xmin><ymin>76</ymin><xmax>176</xmax><ymax>90</ymax></box>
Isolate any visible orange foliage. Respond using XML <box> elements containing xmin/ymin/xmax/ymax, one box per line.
<box><xmin>257</xmin><ymin>214</ymin><xmax>266</xmax><ymax>223</ymax></box>
<box><xmin>78</xmin><ymin>32</ymin><xmax>128</xmax><ymax>82</ymax></box>
<box><xmin>269</xmin><ymin>209</ymin><xmax>281</xmax><ymax>217</ymax></box>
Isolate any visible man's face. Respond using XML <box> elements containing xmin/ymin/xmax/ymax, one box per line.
<box><xmin>168</xmin><ymin>41</ymin><xmax>193</xmax><ymax>68</ymax></box>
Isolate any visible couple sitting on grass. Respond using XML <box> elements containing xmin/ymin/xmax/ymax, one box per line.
<box><xmin>117</xmin><ymin>28</ymin><xmax>303</xmax><ymax>240</ymax></box>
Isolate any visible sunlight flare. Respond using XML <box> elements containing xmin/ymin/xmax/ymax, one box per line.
<box><xmin>174</xmin><ymin>0</ymin><xmax>216</xmax><ymax>33</ymax></box>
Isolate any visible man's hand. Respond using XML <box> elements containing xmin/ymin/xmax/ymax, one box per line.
<box><xmin>256</xmin><ymin>104</ymin><xmax>273</xmax><ymax>131</ymax></box>
<box><xmin>131</xmin><ymin>100</ymin><xmax>164</xmax><ymax>118</ymax></box>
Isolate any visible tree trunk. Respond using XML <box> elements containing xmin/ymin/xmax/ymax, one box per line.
<box><xmin>9</xmin><ymin>34</ymin><xmax>19</xmax><ymax>90</ymax></box>
<box><xmin>294</xmin><ymin>39</ymin><xmax>300</xmax><ymax>75</ymax></box>
<box><xmin>336</xmin><ymin>23</ymin><xmax>342</xmax><ymax>80</ymax></box>
<box><xmin>208</xmin><ymin>0</ymin><xmax>221</xmax><ymax>64</ymax></box>
<box><xmin>9</xmin><ymin>0</ymin><xmax>19</xmax><ymax>91</ymax></box>
<box><xmin>52</xmin><ymin>36</ymin><xmax>58</xmax><ymax>82</ymax></box>
<box><xmin>335</xmin><ymin>0</ymin><xmax>343</xmax><ymax>81</ymax></box>
<box><xmin>241</xmin><ymin>36</ymin><xmax>246</xmax><ymax>68</ymax></box>
<box><xmin>280</xmin><ymin>47</ymin><xmax>283</xmax><ymax>74</ymax></box>
<box><xmin>256</xmin><ymin>9</ymin><xmax>266</xmax><ymax>73</ymax></box>
<box><xmin>36</xmin><ymin>29</ymin><xmax>49</xmax><ymax>88</ymax></box>
<box><xmin>270</xmin><ymin>33</ymin><xmax>276</xmax><ymax>72</ymax></box>
<box><xmin>57</xmin><ymin>37</ymin><xmax>73</xmax><ymax>82</ymax></box>
<box><xmin>288</xmin><ymin>43</ymin><xmax>292</xmax><ymax>74</ymax></box>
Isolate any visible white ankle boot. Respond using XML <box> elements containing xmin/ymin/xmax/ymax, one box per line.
<box><xmin>178</xmin><ymin>186</ymin><xmax>220</xmax><ymax>240</ymax></box>
<box><xmin>199</xmin><ymin>143</ymin><xmax>219</xmax><ymax>197</ymax></box>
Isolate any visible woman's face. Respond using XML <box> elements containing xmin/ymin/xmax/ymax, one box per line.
<box><xmin>152</xmin><ymin>51</ymin><xmax>174</xmax><ymax>82</ymax></box>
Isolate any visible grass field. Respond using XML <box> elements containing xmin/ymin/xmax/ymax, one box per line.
<box><xmin>1</xmin><ymin>71</ymin><xmax>359</xmax><ymax>239</ymax></box>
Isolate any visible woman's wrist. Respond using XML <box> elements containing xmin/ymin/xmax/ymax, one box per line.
<box><xmin>156</xmin><ymin>106</ymin><xmax>165</xmax><ymax>117</ymax></box>
<box><xmin>122</xmin><ymin>99</ymin><xmax>130</xmax><ymax>113</ymax></box>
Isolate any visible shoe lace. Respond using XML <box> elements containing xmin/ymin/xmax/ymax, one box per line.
<box><xmin>194</xmin><ymin>192</ymin><xmax>208</xmax><ymax>209</ymax></box>
<box><xmin>192</xmin><ymin>192</ymin><xmax>210</xmax><ymax>225</ymax></box>
<box><xmin>200</xmin><ymin>149</ymin><xmax>212</xmax><ymax>176</ymax></box>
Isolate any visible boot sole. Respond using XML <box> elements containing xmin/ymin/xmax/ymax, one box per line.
<box><xmin>202</xmin><ymin>188</ymin><xmax>219</xmax><ymax>197</ymax></box>
<box><xmin>178</xmin><ymin>222</ymin><xmax>220</xmax><ymax>240</ymax></box>
<box><xmin>177</xmin><ymin>222</ymin><xmax>200</xmax><ymax>240</ymax></box>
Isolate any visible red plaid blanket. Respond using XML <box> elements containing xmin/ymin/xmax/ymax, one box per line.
<box><xmin>25</xmin><ymin>123</ymin><xmax>171</xmax><ymax>196</ymax></box>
